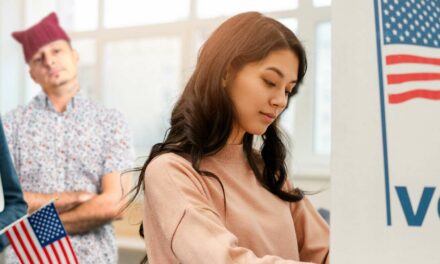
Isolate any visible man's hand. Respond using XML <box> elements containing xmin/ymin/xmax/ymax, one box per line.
<box><xmin>24</xmin><ymin>191</ymin><xmax>95</xmax><ymax>214</ymax></box>
<box><xmin>55</xmin><ymin>192</ymin><xmax>96</xmax><ymax>213</ymax></box>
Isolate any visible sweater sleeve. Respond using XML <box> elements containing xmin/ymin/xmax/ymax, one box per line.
<box><xmin>144</xmin><ymin>154</ymin><xmax>315</xmax><ymax>264</ymax></box>
<box><xmin>290</xmin><ymin>197</ymin><xmax>330</xmax><ymax>264</ymax></box>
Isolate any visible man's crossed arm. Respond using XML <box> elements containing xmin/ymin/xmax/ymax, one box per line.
<box><xmin>24</xmin><ymin>171</ymin><xmax>131</xmax><ymax>235</ymax></box>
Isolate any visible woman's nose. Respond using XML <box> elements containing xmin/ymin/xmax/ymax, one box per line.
<box><xmin>270</xmin><ymin>89</ymin><xmax>288</xmax><ymax>109</ymax></box>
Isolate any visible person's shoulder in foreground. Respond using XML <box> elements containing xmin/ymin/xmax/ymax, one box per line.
<box><xmin>0</xmin><ymin>118</ymin><xmax>28</xmax><ymax>252</ymax></box>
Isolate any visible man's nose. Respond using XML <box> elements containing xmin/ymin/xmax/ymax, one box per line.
<box><xmin>43</xmin><ymin>53</ymin><xmax>55</xmax><ymax>67</ymax></box>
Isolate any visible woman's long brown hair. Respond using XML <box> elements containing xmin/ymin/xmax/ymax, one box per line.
<box><xmin>127</xmin><ymin>12</ymin><xmax>308</xmax><ymax>263</ymax></box>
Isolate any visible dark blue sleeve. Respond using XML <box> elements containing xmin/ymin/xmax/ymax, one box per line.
<box><xmin>0</xmin><ymin>119</ymin><xmax>28</xmax><ymax>251</ymax></box>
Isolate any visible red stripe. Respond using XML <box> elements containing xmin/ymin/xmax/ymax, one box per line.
<box><xmin>58</xmin><ymin>240</ymin><xmax>69</xmax><ymax>263</ymax></box>
<box><xmin>12</xmin><ymin>225</ymin><xmax>33</xmax><ymax>263</ymax></box>
<box><xmin>386</xmin><ymin>54</ymin><xmax>440</xmax><ymax>66</ymax></box>
<box><xmin>65</xmin><ymin>236</ymin><xmax>79</xmax><ymax>264</ymax></box>
<box><xmin>43</xmin><ymin>248</ymin><xmax>53</xmax><ymax>264</ymax></box>
<box><xmin>388</xmin><ymin>89</ymin><xmax>440</xmax><ymax>104</ymax></box>
<box><xmin>20</xmin><ymin>221</ymin><xmax>44</xmax><ymax>264</ymax></box>
<box><xmin>5</xmin><ymin>231</ymin><xmax>26</xmax><ymax>264</ymax></box>
<box><xmin>50</xmin><ymin>243</ymin><xmax>62</xmax><ymax>263</ymax></box>
<box><xmin>387</xmin><ymin>73</ymin><xmax>440</xmax><ymax>84</ymax></box>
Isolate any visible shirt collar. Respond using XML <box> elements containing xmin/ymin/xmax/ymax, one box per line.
<box><xmin>35</xmin><ymin>92</ymin><xmax>82</xmax><ymax>113</ymax></box>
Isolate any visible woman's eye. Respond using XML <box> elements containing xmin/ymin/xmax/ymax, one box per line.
<box><xmin>286</xmin><ymin>85</ymin><xmax>296</xmax><ymax>96</ymax></box>
<box><xmin>264</xmin><ymin>79</ymin><xmax>276</xmax><ymax>87</ymax></box>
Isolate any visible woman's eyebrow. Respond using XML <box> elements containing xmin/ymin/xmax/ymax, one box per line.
<box><xmin>265</xmin><ymin>67</ymin><xmax>297</xmax><ymax>83</ymax></box>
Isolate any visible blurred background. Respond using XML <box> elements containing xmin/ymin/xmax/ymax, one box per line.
<box><xmin>0</xmin><ymin>0</ymin><xmax>331</xmax><ymax>262</ymax></box>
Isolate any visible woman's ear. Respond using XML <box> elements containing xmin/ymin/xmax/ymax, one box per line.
<box><xmin>222</xmin><ymin>75</ymin><xmax>227</xmax><ymax>88</ymax></box>
<box><xmin>222</xmin><ymin>66</ymin><xmax>232</xmax><ymax>88</ymax></box>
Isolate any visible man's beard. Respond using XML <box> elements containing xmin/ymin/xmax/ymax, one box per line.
<box><xmin>52</xmin><ymin>75</ymin><xmax>79</xmax><ymax>95</ymax></box>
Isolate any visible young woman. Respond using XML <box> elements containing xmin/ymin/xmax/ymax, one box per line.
<box><xmin>131</xmin><ymin>11</ymin><xmax>329</xmax><ymax>264</ymax></box>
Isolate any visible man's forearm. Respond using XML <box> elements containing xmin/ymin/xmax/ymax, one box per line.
<box><xmin>59</xmin><ymin>193</ymin><xmax>124</xmax><ymax>235</ymax></box>
<box><xmin>59</xmin><ymin>171</ymin><xmax>131</xmax><ymax>235</ymax></box>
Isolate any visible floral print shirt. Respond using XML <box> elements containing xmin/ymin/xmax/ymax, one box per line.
<box><xmin>2</xmin><ymin>93</ymin><xmax>134</xmax><ymax>264</ymax></box>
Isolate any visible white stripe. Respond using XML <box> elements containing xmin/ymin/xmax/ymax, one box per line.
<box><xmin>60</xmin><ymin>237</ymin><xmax>76</xmax><ymax>263</ymax></box>
<box><xmin>22</xmin><ymin>220</ymin><xmax>50</xmax><ymax>264</ymax></box>
<box><xmin>53</xmin><ymin>240</ymin><xmax>68</xmax><ymax>263</ymax></box>
<box><xmin>386</xmin><ymin>80</ymin><xmax>440</xmax><ymax>93</ymax></box>
<box><xmin>6</xmin><ymin>229</ymin><xmax>30</xmax><ymax>263</ymax></box>
<box><xmin>15</xmin><ymin>223</ymin><xmax>40</xmax><ymax>263</ymax></box>
<box><xmin>386</xmin><ymin>63</ymin><xmax>440</xmax><ymax>74</ymax></box>
<box><xmin>384</xmin><ymin>44</ymin><xmax>440</xmax><ymax>58</ymax></box>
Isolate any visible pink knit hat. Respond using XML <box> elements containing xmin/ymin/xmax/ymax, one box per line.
<box><xmin>12</xmin><ymin>12</ymin><xmax>70</xmax><ymax>63</ymax></box>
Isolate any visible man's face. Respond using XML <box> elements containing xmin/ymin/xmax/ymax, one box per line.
<box><xmin>29</xmin><ymin>40</ymin><xmax>79</xmax><ymax>95</ymax></box>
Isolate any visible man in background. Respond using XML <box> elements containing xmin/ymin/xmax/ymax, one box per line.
<box><xmin>2</xmin><ymin>12</ymin><xmax>134</xmax><ymax>263</ymax></box>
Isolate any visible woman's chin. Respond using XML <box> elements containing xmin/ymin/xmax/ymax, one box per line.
<box><xmin>247</xmin><ymin>127</ymin><xmax>269</xmax><ymax>136</ymax></box>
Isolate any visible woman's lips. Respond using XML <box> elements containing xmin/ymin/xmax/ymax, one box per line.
<box><xmin>260</xmin><ymin>112</ymin><xmax>276</xmax><ymax>122</ymax></box>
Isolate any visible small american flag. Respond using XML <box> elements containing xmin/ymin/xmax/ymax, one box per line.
<box><xmin>378</xmin><ymin>0</ymin><xmax>440</xmax><ymax>104</ymax></box>
<box><xmin>5</xmin><ymin>202</ymin><xmax>78</xmax><ymax>264</ymax></box>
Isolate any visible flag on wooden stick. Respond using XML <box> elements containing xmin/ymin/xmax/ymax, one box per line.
<box><xmin>4</xmin><ymin>202</ymin><xmax>78</xmax><ymax>264</ymax></box>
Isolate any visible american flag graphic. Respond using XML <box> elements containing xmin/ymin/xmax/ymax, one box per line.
<box><xmin>5</xmin><ymin>203</ymin><xmax>78</xmax><ymax>264</ymax></box>
<box><xmin>379</xmin><ymin>0</ymin><xmax>440</xmax><ymax>104</ymax></box>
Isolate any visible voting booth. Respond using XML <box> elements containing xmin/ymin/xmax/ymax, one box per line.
<box><xmin>331</xmin><ymin>0</ymin><xmax>439</xmax><ymax>263</ymax></box>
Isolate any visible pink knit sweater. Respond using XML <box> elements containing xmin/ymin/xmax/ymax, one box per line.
<box><xmin>143</xmin><ymin>144</ymin><xmax>329</xmax><ymax>263</ymax></box>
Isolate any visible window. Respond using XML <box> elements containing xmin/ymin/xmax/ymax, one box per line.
<box><xmin>57</xmin><ymin>0</ymin><xmax>99</xmax><ymax>31</ymax></box>
<box><xmin>102</xmin><ymin>38</ymin><xmax>181</xmax><ymax>154</ymax></box>
<box><xmin>313</xmin><ymin>0</ymin><xmax>332</xmax><ymax>7</ymax></box>
<box><xmin>197</xmin><ymin>0</ymin><xmax>298</xmax><ymax>18</ymax></box>
<box><xmin>6</xmin><ymin>0</ymin><xmax>331</xmax><ymax>178</ymax></box>
<box><xmin>104</xmin><ymin>0</ymin><xmax>190</xmax><ymax>28</ymax></box>
<box><xmin>72</xmin><ymin>39</ymin><xmax>97</xmax><ymax>98</ymax></box>
<box><xmin>314</xmin><ymin>22</ymin><xmax>331</xmax><ymax>156</ymax></box>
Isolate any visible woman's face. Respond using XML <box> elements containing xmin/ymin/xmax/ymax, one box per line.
<box><xmin>226</xmin><ymin>49</ymin><xmax>299</xmax><ymax>144</ymax></box>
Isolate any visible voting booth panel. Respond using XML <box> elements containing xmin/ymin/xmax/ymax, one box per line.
<box><xmin>331</xmin><ymin>0</ymin><xmax>439</xmax><ymax>263</ymax></box>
